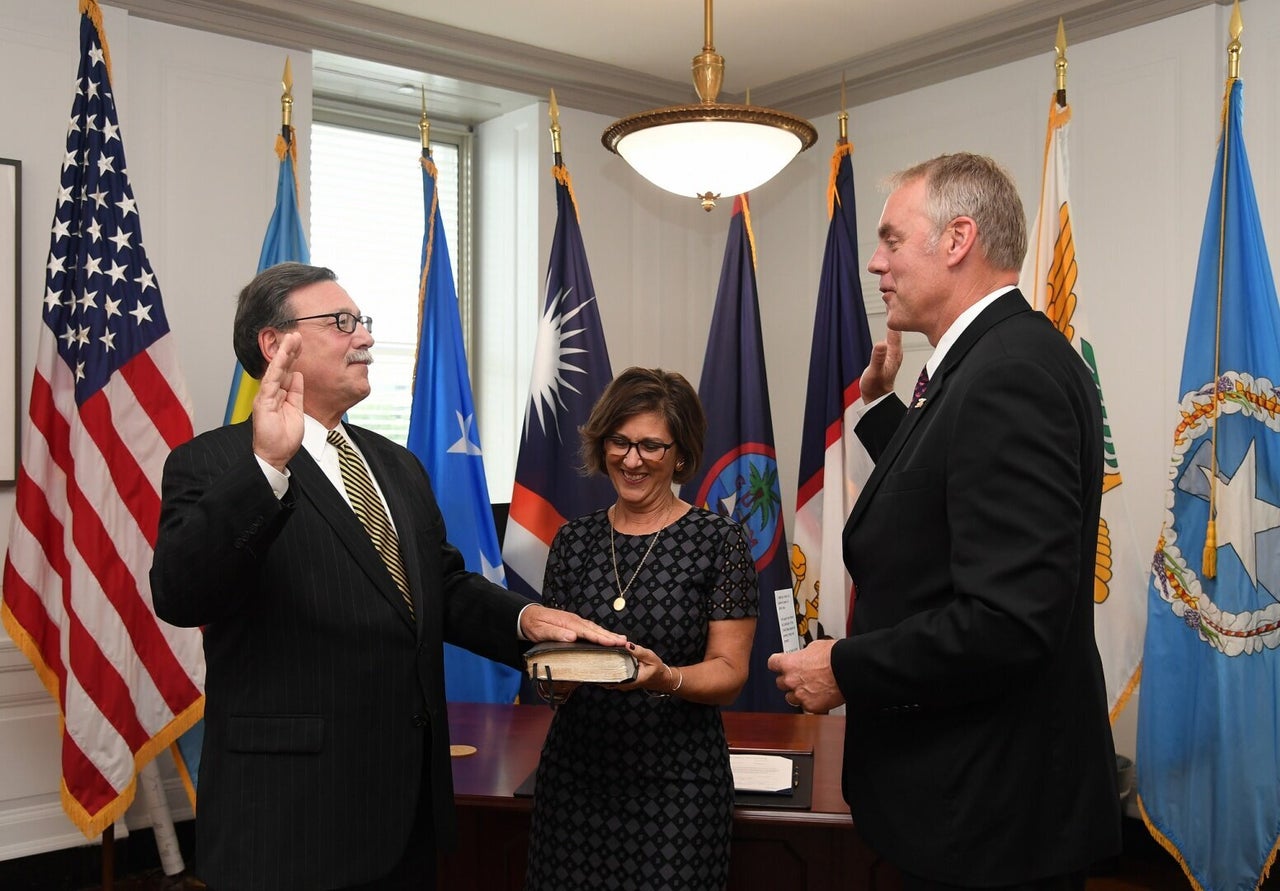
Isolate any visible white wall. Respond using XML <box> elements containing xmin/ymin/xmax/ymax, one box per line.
<box><xmin>3</xmin><ymin>0</ymin><xmax>1280</xmax><ymax>860</ymax></box>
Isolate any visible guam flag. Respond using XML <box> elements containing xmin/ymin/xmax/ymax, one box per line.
<box><xmin>1136</xmin><ymin>69</ymin><xmax>1280</xmax><ymax>890</ymax></box>
<box><xmin>502</xmin><ymin>153</ymin><xmax>614</xmax><ymax>601</ymax></box>
<box><xmin>405</xmin><ymin>144</ymin><xmax>520</xmax><ymax>703</ymax></box>
<box><xmin>681</xmin><ymin>194</ymin><xmax>792</xmax><ymax>712</ymax></box>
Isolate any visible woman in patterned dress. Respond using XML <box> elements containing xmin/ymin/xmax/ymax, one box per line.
<box><xmin>524</xmin><ymin>367</ymin><xmax>759</xmax><ymax>891</ymax></box>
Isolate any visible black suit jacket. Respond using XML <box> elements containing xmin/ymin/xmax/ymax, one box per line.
<box><xmin>833</xmin><ymin>291</ymin><xmax>1121</xmax><ymax>884</ymax></box>
<box><xmin>151</xmin><ymin>420</ymin><xmax>530</xmax><ymax>891</ymax></box>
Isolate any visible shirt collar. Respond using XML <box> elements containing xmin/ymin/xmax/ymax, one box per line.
<box><xmin>924</xmin><ymin>285</ymin><xmax>1018</xmax><ymax>378</ymax></box>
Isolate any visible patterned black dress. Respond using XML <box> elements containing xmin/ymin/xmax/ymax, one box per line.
<box><xmin>524</xmin><ymin>506</ymin><xmax>759</xmax><ymax>891</ymax></box>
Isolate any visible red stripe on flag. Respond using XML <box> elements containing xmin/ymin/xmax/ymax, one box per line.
<box><xmin>800</xmin><ymin>380</ymin><xmax>864</xmax><ymax>510</ymax></box>
<box><xmin>66</xmin><ymin>614</ymin><xmax>152</xmax><ymax>751</ymax></box>
<box><xmin>28</xmin><ymin>372</ymin><xmax>73</xmax><ymax>473</ymax></box>
<box><xmin>796</xmin><ymin>469</ymin><xmax>825</xmax><ymax>511</ymax></box>
<box><xmin>508</xmin><ymin>483</ymin><xmax>568</xmax><ymax>547</ymax></box>
<box><xmin>77</xmin><ymin>389</ymin><xmax>162</xmax><ymax>548</ymax></box>
<box><xmin>2</xmin><ymin>555</ymin><xmax>67</xmax><ymax>702</ymax></box>
<box><xmin>61</xmin><ymin>724</ymin><xmax>123</xmax><ymax>822</ymax></box>
<box><xmin>120</xmin><ymin>350</ymin><xmax>193</xmax><ymax>449</ymax></box>
<box><xmin>63</xmin><ymin>469</ymin><xmax>201</xmax><ymax>714</ymax></box>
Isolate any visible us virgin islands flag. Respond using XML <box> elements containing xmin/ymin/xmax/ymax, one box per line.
<box><xmin>406</xmin><ymin>146</ymin><xmax>520</xmax><ymax>703</ymax></box>
<box><xmin>502</xmin><ymin>155</ymin><xmax>614</xmax><ymax>602</ymax></box>
<box><xmin>1020</xmin><ymin>93</ymin><xmax>1145</xmax><ymax>721</ymax></box>
<box><xmin>793</xmin><ymin>135</ymin><xmax>873</xmax><ymax>647</ymax></box>
<box><xmin>682</xmin><ymin>195</ymin><xmax>792</xmax><ymax>712</ymax></box>
<box><xmin>1137</xmin><ymin>74</ymin><xmax>1280</xmax><ymax>891</ymax></box>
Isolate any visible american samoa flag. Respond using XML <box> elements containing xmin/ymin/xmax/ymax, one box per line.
<box><xmin>793</xmin><ymin>135</ymin><xmax>874</xmax><ymax>647</ymax></box>
<box><xmin>502</xmin><ymin>156</ymin><xmax>614</xmax><ymax>602</ymax></box>
<box><xmin>0</xmin><ymin>0</ymin><xmax>203</xmax><ymax>837</ymax></box>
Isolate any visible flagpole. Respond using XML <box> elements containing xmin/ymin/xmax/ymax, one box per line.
<box><xmin>1202</xmin><ymin>2</ymin><xmax>1243</xmax><ymax>579</ymax></box>
<box><xmin>1055</xmin><ymin>18</ymin><xmax>1067</xmax><ymax>108</ymax></box>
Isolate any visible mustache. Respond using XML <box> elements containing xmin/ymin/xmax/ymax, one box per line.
<box><xmin>346</xmin><ymin>349</ymin><xmax>374</xmax><ymax>366</ymax></box>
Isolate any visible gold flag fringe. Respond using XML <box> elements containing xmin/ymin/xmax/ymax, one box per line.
<box><xmin>275</xmin><ymin>126</ymin><xmax>303</xmax><ymax>207</ymax></box>
<box><xmin>740</xmin><ymin>193</ymin><xmax>757</xmax><ymax>268</ymax></box>
<box><xmin>553</xmin><ymin>163</ymin><xmax>581</xmax><ymax>224</ymax></box>
<box><xmin>80</xmin><ymin>0</ymin><xmax>114</xmax><ymax>83</ymax></box>
<box><xmin>410</xmin><ymin>153</ymin><xmax>440</xmax><ymax>395</ymax></box>
<box><xmin>826</xmin><ymin>141</ymin><xmax>853</xmax><ymax>220</ymax></box>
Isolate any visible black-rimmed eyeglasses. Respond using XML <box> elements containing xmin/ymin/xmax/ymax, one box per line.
<box><xmin>285</xmin><ymin>311</ymin><xmax>373</xmax><ymax>334</ymax></box>
<box><xmin>603</xmin><ymin>434</ymin><xmax>674</xmax><ymax>461</ymax></box>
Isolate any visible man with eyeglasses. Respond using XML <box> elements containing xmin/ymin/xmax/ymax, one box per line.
<box><xmin>151</xmin><ymin>262</ymin><xmax>624</xmax><ymax>891</ymax></box>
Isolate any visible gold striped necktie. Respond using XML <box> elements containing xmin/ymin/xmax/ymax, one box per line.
<box><xmin>326</xmin><ymin>429</ymin><xmax>414</xmax><ymax>617</ymax></box>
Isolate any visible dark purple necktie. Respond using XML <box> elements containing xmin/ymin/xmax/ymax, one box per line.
<box><xmin>911</xmin><ymin>367</ymin><xmax>930</xmax><ymax>406</ymax></box>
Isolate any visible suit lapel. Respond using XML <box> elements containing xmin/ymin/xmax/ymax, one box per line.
<box><xmin>845</xmin><ymin>291</ymin><xmax>1031</xmax><ymax>538</ymax></box>
<box><xmin>291</xmin><ymin>435</ymin><xmax>417</xmax><ymax>632</ymax></box>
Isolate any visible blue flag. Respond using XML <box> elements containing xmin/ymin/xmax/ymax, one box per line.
<box><xmin>502</xmin><ymin>161</ymin><xmax>614</xmax><ymax>602</ymax></box>
<box><xmin>681</xmin><ymin>195</ymin><xmax>792</xmax><ymax>713</ymax></box>
<box><xmin>405</xmin><ymin>149</ymin><xmax>520</xmax><ymax>703</ymax></box>
<box><xmin>793</xmin><ymin>139</ymin><xmax>874</xmax><ymax>647</ymax></box>
<box><xmin>175</xmin><ymin>119</ymin><xmax>313</xmax><ymax>806</ymax></box>
<box><xmin>223</xmin><ymin>125</ymin><xmax>310</xmax><ymax>425</ymax></box>
<box><xmin>1137</xmin><ymin>77</ymin><xmax>1280</xmax><ymax>890</ymax></box>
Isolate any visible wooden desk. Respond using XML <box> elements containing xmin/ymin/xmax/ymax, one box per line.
<box><xmin>438</xmin><ymin>703</ymin><xmax>900</xmax><ymax>891</ymax></box>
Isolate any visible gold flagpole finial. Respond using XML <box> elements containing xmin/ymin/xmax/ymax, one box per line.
<box><xmin>1054</xmin><ymin>18</ymin><xmax>1068</xmax><ymax>106</ymax></box>
<box><xmin>549</xmin><ymin>88</ymin><xmax>562</xmax><ymax>156</ymax></box>
<box><xmin>1227</xmin><ymin>0</ymin><xmax>1243</xmax><ymax>80</ymax></box>
<box><xmin>838</xmin><ymin>73</ymin><xmax>848</xmax><ymax>143</ymax></box>
<box><xmin>281</xmin><ymin>57</ymin><xmax>294</xmax><ymax>128</ymax></box>
<box><xmin>419</xmin><ymin>87</ymin><xmax>430</xmax><ymax>150</ymax></box>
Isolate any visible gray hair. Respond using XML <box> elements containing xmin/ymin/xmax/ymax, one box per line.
<box><xmin>890</xmin><ymin>153</ymin><xmax>1027</xmax><ymax>271</ymax></box>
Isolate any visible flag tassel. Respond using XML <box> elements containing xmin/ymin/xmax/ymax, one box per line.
<box><xmin>1201</xmin><ymin>519</ymin><xmax>1217</xmax><ymax>578</ymax></box>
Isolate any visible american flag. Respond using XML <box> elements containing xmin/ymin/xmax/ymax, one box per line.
<box><xmin>0</xmin><ymin>1</ymin><xmax>204</xmax><ymax>837</ymax></box>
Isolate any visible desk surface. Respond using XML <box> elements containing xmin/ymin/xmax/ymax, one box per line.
<box><xmin>445</xmin><ymin>702</ymin><xmax>851</xmax><ymax>828</ymax></box>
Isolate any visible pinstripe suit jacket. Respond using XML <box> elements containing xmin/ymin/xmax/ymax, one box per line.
<box><xmin>152</xmin><ymin>419</ymin><xmax>530</xmax><ymax>891</ymax></box>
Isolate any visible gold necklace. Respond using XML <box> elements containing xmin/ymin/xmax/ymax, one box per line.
<box><xmin>609</xmin><ymin>502</ymin><xmax>674</xmax><ymax>611</ymax></box>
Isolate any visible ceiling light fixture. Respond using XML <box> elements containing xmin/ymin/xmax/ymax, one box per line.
<box><xmin>602</xmin><ymin>0</ymin><xmax>817</xmax><ymax>211</ymax></box>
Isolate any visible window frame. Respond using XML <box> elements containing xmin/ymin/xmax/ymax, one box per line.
<box><xmin>311</xmin><ymin>99</ymin><xmax>477</xmax><ymax>365</ymax></box>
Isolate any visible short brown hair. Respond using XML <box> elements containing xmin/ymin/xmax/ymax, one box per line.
<box><xmin>579</xmin><ymin>367</ymin><xmax>706</xmax><ymax>484</ymax></box>
<box><xmin>891</xmin><ymin>153</ymin><xmax>1027</xmax><ymax>271</ymax></box>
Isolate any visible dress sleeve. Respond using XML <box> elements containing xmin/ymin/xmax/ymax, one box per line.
<box><xmin>540</xmin><ymin>523</ymin><xmax>572</xmax><ymax>611</ymax></box>
<box><xmin>707</xmin><ymin>519</ymin><xmax>759</xmax><ymax>621</ymax></box>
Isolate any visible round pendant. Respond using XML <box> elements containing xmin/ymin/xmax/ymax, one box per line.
<box><xmin>612</xmin><ymin>596</ymin><xmax>626</xmax><ymax>611</ymax></box>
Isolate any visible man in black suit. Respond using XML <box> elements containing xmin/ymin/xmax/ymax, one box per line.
<box><xmin>152</xmin><ymin>262</ymin><xmax>624</xmax><ymax>891</ymax></box>
<box><xmin>769</xmin><ymin>154</ymin><xmax>1121</xmax><ymax>890</ymax></box>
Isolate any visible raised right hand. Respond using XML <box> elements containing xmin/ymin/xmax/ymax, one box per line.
<box><xmin>860</xmin><ymin>328</ymin><xmax>903</xmax><ymax>403</ymax></box>
<box><xmin>252</xmin><ymin>331</ymin><xmax>305</xmax><ymax>472</ymax></box>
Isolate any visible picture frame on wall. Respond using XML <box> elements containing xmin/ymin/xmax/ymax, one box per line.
<box><xmin>0</xmin><ymin>158</ymin><xmax>19</xmax><ymax>485</ymax></box>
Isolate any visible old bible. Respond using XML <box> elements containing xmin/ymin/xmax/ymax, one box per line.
<box><xmin>523</xmin><ymin>641</ymin><xmax>639</xmax><ymax>684</ymax></box>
